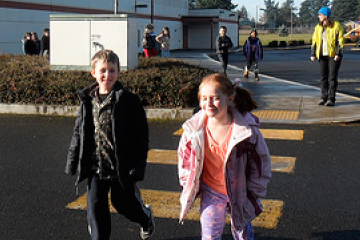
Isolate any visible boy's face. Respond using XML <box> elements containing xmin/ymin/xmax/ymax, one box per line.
<box><xmin>219</xmin><ymin>28</ymin><xmax>226</xmax><ymax>37</ymax></box>
<box><xmin>251</xmin><ymin>32</ymin><xmax>256</xmax><ymax>38</ymax></box>
<box><xmin>91</xmin><ymin>60</ymin><xmax>119</xmax><ymax>94</ymax></box>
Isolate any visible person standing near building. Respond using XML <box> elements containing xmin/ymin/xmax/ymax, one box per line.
<box><xmin>156</xmin><ymin>26</ymin><xmax>171</xmax><ymax>58</ymax></box>
<box><xmin>178</xmin><ymin>73</ymin><xmax>271</xmax><ymax>240</ymax></box>
<box><xmin>24</xmin><ymin>32</ymin><xmax>37</xmax><ymax>55</ymax></box>
<box><xmin>40</xmin><ymin>28</ymin><xmax>50</xmax><ymax>59</ymax></box>
<box><xmin>311</xmin><ymin>7</ymin><xmax>344</xmax><ymax>107</ymax></box>
<box><xmin>243</xmin><ymin>29</ymin><xmax>263</xmax><ymax>81</ymax></box>
<box><xmin>216</xmin><ymin>26</ymin><xmax>233</xmax><ymax>76</ymax></box>
<box><xmin>65</xmin><ymin>49</ymin><xmax>155</xmax><ymax>240</ymax></box>
<box><xmin>31</xmin><ymin>31</ymin><xmax>41</xmax><ymax>55</ymax></box>
<box><xmin>142</xmin><ymin>23</ymin><xmax>157</xmax><ymax>58</ymax></box>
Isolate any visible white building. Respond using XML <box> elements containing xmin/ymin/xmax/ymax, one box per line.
<box><xmin>0</xmin><ymin>0</ymin><xmax>239</xmax><ymax>54</ymax></box>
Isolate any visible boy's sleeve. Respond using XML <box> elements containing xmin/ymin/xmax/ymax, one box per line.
<box><xmin>243</xmin><ymin>40</ymin><xmax>247</xmax><ymax>56</ymax></box>
<box><xmin>65</xmin><ymin>106</ymin><xmax>82</xmax><ymax>175</ymax></box>
<box><xmin>128</xmin><ymin>94</ymin><xmax>149</xmax><ymax>182</ymax></box>
<box><xmin>227</xmin><ymin>36</ymin><xmax>233</xmax><ymax>49</ymax></box>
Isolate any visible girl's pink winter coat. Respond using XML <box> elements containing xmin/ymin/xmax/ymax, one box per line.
<box><xmin>177</xmin><ymin>107</ymin><xmax>271</xmax><ymax>230</ymax></box>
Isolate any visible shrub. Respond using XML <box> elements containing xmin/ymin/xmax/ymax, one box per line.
<box><xmin>279</xmin><ymin>41</ymin><xmax>287</xmax><ymax>47</ymax></box>
<box><xmin>288</xmin><ymin>40</ymin><xmax>299</xmax><ymax>46</ymax></box>
<box><xmin>0</xmin><ymin>55</ymin><xmax>215</xmax><ymax>108</ymax></box>
<box><xmin>267</xmin><ymin>40</ymin><xmax>278</xmax><ymax>47</ymax></box>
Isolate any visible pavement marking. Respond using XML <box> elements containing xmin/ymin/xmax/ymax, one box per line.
<box><xmin>173</xmin><ymin>128</ymin><xmax>304</xmax><ymax>141</ymax></box>
<box><xmin>66</xmin><ymin>190</ymin><xmax>283</xmax><ymax>229</ymax></box>
<box><xmin>252</xmin><ymin>110</ymin><xmax>299</xmax><ymax>121</ymax></box>
<box><xmin>148</xmin><ymin>149</ymin><xmax>296</xmax><ymax>173</ymax></box>
<box><xmin>271</xmin><ymin>156</ymin><xmax>296</xmax><ymax>173</ymax></box>
<box><xmin>260</xmin><ymin>129</ymin><xmax>304</xmax><ymax>141</ymax></box>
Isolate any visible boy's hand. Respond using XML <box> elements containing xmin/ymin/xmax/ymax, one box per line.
<box><xmin>310</xmin><ymin>56</ymin><xmax>315</xmax><ymax>62</ymax></box>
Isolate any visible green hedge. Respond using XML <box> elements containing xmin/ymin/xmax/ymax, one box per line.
<box><xmin>0</xmin><ymin>55</ymin><xmax>216</xmax><ymax>108</ymax></box>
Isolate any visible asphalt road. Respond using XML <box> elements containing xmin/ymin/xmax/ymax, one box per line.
<box><xmin>228</xmin><ymin>46</ymin><xmax>360</xmax><ymax>97</ymax></box>
<box><xmin>2</xmin><ymin>114</ymin><xmax>360</xmax><ymax>240</ymax></box>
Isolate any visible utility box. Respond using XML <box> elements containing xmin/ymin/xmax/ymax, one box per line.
<box><xmin>50</xmin><ymin>14</ymin><xmax>138</xmax><ymax>71</ymax></box>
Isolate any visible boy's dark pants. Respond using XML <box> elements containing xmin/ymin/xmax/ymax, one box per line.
<box><xmin>87</xmin><ymin>174</ymin><xmax>150</xmax><ymax>240</ymax></box>
<box><xmin>319</xmin><ymin>56</ymin><xmax>342</xmax><ymax>102</ymax></box>
<box><xmin>218</xmin><ymin>53</ymin><xmax>228</xmax><ymax>74</ymax></box>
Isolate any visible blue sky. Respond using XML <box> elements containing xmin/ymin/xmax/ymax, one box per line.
<box><xmin>233</xmin><ymin>0</ymin><xmax>302</xmax><ymax>20</ymax></box>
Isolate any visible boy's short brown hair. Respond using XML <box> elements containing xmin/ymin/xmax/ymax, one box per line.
<box><xmin>91</xmin><ymin>49</ymin><xmax>120</xmax><ymax>71</ymax></box>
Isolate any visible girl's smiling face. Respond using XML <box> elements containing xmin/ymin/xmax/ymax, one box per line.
<box><xmin>91</xmin><ymin>60</ymin><xmax>119</xmax><ymax>94</ymax></box>
<box><xmin>200</xmin><ymin>83</ymin><xmax>232</xmax><ymax>119</ymax></box>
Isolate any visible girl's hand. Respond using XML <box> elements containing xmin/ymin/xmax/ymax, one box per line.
<box><xmin>334</xmin><ymin>55</ymin><xmax>340</xmax><ymax>61</ymax></box>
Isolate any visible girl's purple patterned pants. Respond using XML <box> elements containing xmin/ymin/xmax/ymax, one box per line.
<box><xmin>200</xmin><ymin>183</ymin><xmax>254</xmax><ymax>240</ymax></box>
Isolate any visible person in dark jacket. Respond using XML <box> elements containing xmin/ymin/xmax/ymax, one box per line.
<box><xmin>24</xmin><ymin>32</ymin><xmax>37</xmax><ymax>55</ymax></box>
<box><xmin>142</xmin><ymin>23</ymin><xmax>157</xmax><ymax>57</ymax></box>
<box><xmin>216</xmin><ymin>26</ymin><xmax>233</xmax><ymax>76</ymax></box>
<box><xmin>65</xmin><ymin>49</ymin><xmax>155</xmax><ymax>240</ymax></box>
<box><xmin>31</xmin><ymin>31</ymin><xmax>41</xmax><ymax>55</ymax></box>
<box><xmin>40</xmin><ymin>28</ymin><xmax>50</xmax><ymax>59</ymax></box>
<box><xmin>243</xmin><ymin>29</ymin><xmax>263</xmax><ymax>81</ymax></box>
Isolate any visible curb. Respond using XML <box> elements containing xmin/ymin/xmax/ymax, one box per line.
<box><xmin>0</xmin><ymin>103</ymin><xmax>194</xmax><ymax>119</ymax></box>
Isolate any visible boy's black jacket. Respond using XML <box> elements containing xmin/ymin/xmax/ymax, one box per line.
<box><xmin>65</xmin><ymin>81</ymin><xmax>149</xmax><ymax>187</ymax></box>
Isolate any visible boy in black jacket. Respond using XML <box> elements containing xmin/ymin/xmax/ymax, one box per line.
<box><xmin>65</xmin><ymin>49</ymin><xmax>155</xmax><ymax>240</ymax></box>
<box><xmin>216</xmin><ymin>26</ymin><xmax>233</xmax><ymax>76</ymax></box>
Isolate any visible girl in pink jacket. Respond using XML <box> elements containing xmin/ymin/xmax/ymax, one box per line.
<box><xmin>178</xmin><ymin>73</ymin><xmax>271</xmax><ymax>240</ymax></box>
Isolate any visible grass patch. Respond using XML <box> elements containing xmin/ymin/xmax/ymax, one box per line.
<box><xmin>239</xmin><ymin>33</ymin><xmax>312</xmax><ymax>46</ymax></box>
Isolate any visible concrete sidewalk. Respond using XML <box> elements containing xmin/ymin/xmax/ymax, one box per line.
<box><xmin>171</xmin><ymin>50</ymin><xmax>360</xmax><ymax>124</ymax></box>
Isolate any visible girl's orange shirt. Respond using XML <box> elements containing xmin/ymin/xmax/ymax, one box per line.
<box><xmin>202</xmin><ymin>121</ymin><xmax>233</xmax><ymax>195</ymax></box>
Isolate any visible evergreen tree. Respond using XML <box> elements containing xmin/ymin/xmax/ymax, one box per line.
<box><xmin>331</xmin><ymin>0</ymin><xmax>360</xmax><ymax>22</ymax></box>
<box><xmin>239</xmin><ymin>5</ymin><xmax>249</xmax><ymax>20</ymax></box>
<box><xmin>190</xmin><ymin>0</ymin><xmax>237</xmax><ymax>10</ymax></box>
<box><xmin>263</xmin><ymin>0</ymin><xmax>280</xmax><ymax>27</ymax></box>
<box><xmin>299</xmin><ymin>0</ymin><xmax>316</xmax><ymax>25</ymax></box>
<box><xmin>277</xmin><ymin>0</ymin><xmax>296</xmax><ymax>27</ymax></box>
<box><xmin>297</xmin><ymin>0</ymin><xmax>330</xmax><ymax>26</ymax></box>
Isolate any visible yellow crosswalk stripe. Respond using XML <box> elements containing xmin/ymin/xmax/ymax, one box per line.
<box><xmin>66</xmin><ymin>190</ymin><xmax>283</xmax><ymax>229</ymax></box>
<box><xmin>260</xmin><ymin>129</ymin><xmax>304</xmax><ymax>141</ymax></box>
<box><xmin>253</xmin><ymin>110</ymin><xmax>299</xmax><ymax>121</ymax></box>
<box><xmin>173</xmin><ymin>128</ymin><xmax>304</xmax><ymax>141</ymax></box>
<box><xmin>148</xmin><ymin>149</ymin><xmax>296</xmax><ymax>173</ymax></box>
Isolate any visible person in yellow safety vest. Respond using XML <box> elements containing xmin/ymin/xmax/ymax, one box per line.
<box><xmin>311</xmin><ymin>6</ymin><xmax>344</xmax><ymax>107</ymax></box>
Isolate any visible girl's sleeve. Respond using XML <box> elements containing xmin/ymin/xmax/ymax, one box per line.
<box><xmin>178</xmin><ymin>133</ymin><xmax>194</xmax><ymax>187</ymax></box>
<box><xmin>246</xmin><ymin>127</ymin><xmax>271</xmax><ymax>199</ymax></box>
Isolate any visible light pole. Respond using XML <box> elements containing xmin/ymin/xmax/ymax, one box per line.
<box><xmin>114</xmin><ymin>0</ymin><xmax>118</xmax><ymax>14</ymax></box>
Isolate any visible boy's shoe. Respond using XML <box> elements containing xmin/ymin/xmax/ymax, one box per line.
<box><xmin>255</xmin><ymin>73</ymin><xmax>260</xmax><ymax>81</ymax></box>
<box><xmin>140</xmin><ymin>205</ymin><xmax>155</xmax><ymax>240</ymax></box>
<box><xmin>243</xmin><ymin>71</ymin><xmax>249</xmax><ymax>78</ymax></box>
<box><xmin>325</xmin><ymin>101</ymin><xmax>335</xmax><ymax>107</ymax></box>
<box><xmin>318</xmin><ymin>100</ymin><xmax>326</xmax><ymax>105</ymax></box>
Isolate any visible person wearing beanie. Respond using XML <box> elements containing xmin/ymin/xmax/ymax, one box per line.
<box><xmin>311</xmin><ymin>7</ymin><xmax>344</xmax><ymax>107</ymax></box>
